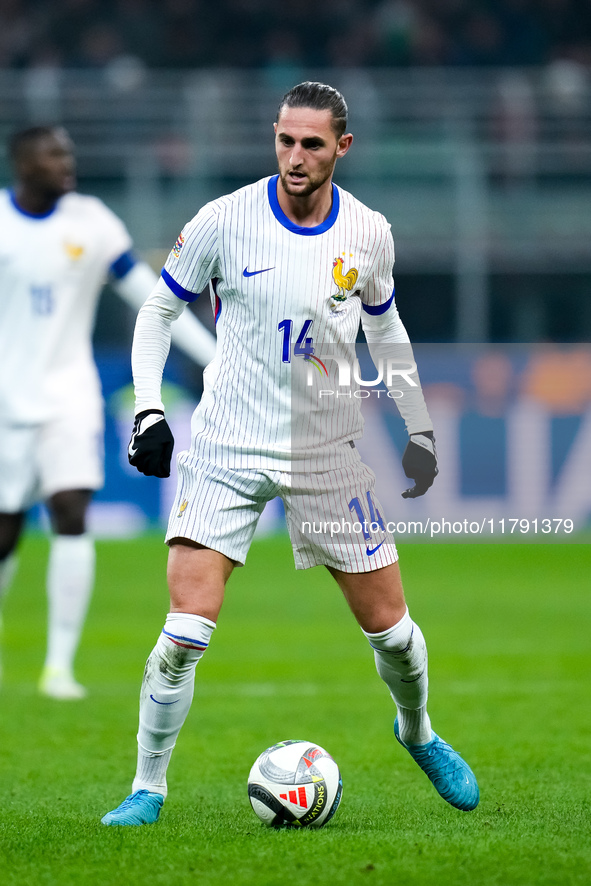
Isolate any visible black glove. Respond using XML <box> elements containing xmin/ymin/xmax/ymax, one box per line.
<box><xmin>401</xmin><ymin>431</ymin><xmax>438</xmax><ymax>499</ymax></box>
<box><xmin>128</xmin><ymin>409</ymin><xmax>174</xmax><ymax>478</ymax></box>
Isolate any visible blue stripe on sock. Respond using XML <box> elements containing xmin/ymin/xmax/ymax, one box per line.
<box><xmin>162</xmin><ymin>628</ymin><xmax>208</xmax><ymax>649</ymax></box>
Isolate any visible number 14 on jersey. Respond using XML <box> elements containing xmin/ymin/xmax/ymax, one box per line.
<box><xmin>278</xmin><ymin>319</ymin><xmax>314</xmax><ymax>363</ymax></box>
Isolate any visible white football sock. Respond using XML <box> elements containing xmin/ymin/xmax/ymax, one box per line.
<box><xmin>133</xmin><ymin>612</ymin><xmax>216</xmax><ymax>797</ymax></box>
<box><xmin>133</xmin><ymin>745</ymin><xmax>174</xmax><ymax>797</ymax></box>
<box><xmin>363</xmin><ymin>608</ymin><xmax>432</xmax><ymax>746</ymax></box>
<box><xmin>44</xmin><ymin>534</ymin><xmax>95</xmax><ymax>674</ymax></box>
<box><xmin>0</xmin><ymin>554</ymin><xmax>18</xmax><ymax>682</ymax></box>
<box><xmin>0</xmin><ymin>553</ymin><xmax>18</xmax><ymax>606</ymax></box>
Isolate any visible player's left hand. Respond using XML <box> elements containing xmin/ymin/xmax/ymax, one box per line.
<box><xmin>128</xmin><ymin>409</ymin><xmax>174</xmax><ymax>478</ymax></box>
<box><xmin>401</xmin><ymin>432</ymin><xmax>438</xmax><ymax>498</ymax></box>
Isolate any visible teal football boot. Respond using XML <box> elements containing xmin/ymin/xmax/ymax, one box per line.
<box><xmin>394</xmin><ymin>717</ymin><xmax>479</xmax><ymax>811</ymax></box>
<box><xmin>101</xmin><ymin>790</ymin><xmax>164</xmax><ymax>826</ymax></box>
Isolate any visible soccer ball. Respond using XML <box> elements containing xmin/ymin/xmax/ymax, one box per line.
<box><xmin>247</xmin><ymin>739</ymin><xmax>342</xmax><ymax>829</ymax></box>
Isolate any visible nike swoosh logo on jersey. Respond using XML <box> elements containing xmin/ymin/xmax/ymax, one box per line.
<box><xmin>366</xmin><ymin>541</ymin><xmax>385</xmax><ymax>556</ymax></box>
<box><xmin>243</xmin><ymin>266</ymin><xmax>275</xmax><ymax>277</ymax></box>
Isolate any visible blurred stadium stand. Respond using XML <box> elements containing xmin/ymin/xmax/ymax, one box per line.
<box><xmin>1</xmin><ymin>64</ymin><xmax>590</xmax><ymax>343</ymax></box>
<box><xmin>1</xmin><ymin>1</ymin><xmax>591</xmax><ymax>71</ymax></box>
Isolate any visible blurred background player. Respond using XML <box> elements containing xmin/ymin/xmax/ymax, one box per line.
<box><xmin>0</xmin><ymin>125</ymin><xmax>216</xmax><ymax>700</ymax></box>
<box><xmin>102</xmin><ymin>81</ymin><xmax>478</xmax><ymax>826</ymax></box>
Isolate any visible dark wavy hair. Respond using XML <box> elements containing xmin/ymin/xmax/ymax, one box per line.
<box><xmin>277</xmin><ymin>82</ymin><xmax>348</xmax><ymax>138</ymax></box>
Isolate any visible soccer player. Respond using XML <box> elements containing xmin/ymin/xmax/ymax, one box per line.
<box><xmin>102</xmin><ymin>82</ymin><xmax>479</xmax><ymax>825</ymax></box>
<box><xmin>0</xmin><ymin>126</ymin><xmax>216</xmax><ymax>700</ymax></box>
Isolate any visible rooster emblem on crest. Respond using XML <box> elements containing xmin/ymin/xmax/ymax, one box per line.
<box><xmin>329</xmin><ymin>255</ymin><xmax>358</xmax><ymax>311</ymax></box>
<box><xmin>64</xmin><ymin>242</ymin><xmax>84</xmax><ymax>261</ymax></box>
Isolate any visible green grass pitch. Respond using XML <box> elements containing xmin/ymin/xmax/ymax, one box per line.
<box><xmin>0</xmin><ymin>533</ymin><xmax>589</xmax><ymax>886</ymax></box>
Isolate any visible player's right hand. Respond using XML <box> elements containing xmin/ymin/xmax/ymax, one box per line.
<box><xmin>128</xmin><ymin>409</ymin><xmax>174</xmax><ymax>478</ymax></box>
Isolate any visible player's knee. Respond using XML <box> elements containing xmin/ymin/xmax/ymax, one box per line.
<box><xmin>0</xmin><ymin>542</ymin><xmax>17</xmax><ymax>562</ymax></box>
<box><xmin>0</xmin><ymin>512</ymin><xmax>25</xmax><ymax>560</ymax></box>
<box><xmin>47</xmin><ymin>489</ymin><xmax>92</xmax><ymax>535</ymax></box>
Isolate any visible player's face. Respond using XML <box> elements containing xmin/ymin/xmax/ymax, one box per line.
<box><xmin>20</xmin><ymin>129</ymin><xmax>76</xmax><ymax>198</ymax></box>
<box><xmin>274</xmin><ymin>107</ymin><xmax>352</xmax><ymax>198</ymax></box>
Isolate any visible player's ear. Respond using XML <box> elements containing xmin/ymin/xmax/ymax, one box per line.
<box><xmin>336</xmin><ymin>133</ymin><xmax>353</xmax><ymax>158</ymax></box>
<box><xmin>273</xmin><ymin>122</ymin><xmax>277</xmax><ymax>135</ymax></box>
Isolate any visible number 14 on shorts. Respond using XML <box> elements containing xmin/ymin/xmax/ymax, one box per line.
<box><xmin>349</xmin><ymin>491</ymin><xmax>386</xmax><ymax>548</ymax></box>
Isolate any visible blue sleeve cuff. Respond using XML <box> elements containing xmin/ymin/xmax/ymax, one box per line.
<box><xmin>362</xmin><ymin>288</ymin><xmax>395</xmax><ymax>315</ymax></box>
<box><xmin>161</xmin><ymin>267</ymin><xmax>199</xmax><ymax>302</ymax></box>
<box><xmin>110</xmin><ymin>250</ymin><xmax>137</xmax><ymax>279</ymax></box>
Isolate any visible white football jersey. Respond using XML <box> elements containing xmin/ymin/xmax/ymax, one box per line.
<box><xmin>0</xmin><ymin>189</ymin><xmax>132</xmax><ymax>424</ymax></box>
<box><xmin>162</xmin><ymin>175</ymin><xmax>397</xmax><ymax>469</ymax></box>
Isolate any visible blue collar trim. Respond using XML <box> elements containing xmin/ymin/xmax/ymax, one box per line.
<box><xmin>10</xmin><ymin>190</ymin><xmax>57</xmax><ymax>220</ymax></box>
<box><xmin>267</xmin><ymin>175</ymin><xmax>339</xmax><ymax>235</ymax></box>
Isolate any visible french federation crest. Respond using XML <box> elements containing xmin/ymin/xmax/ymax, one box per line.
<box><xmin>63</xmin><ymin>241</ymin><xmax>84</xmax><ymax>261</ymax></box>
<box><xmin>329</xmin><ymin>254</ymin><xmax>358</xmax><ymax>312</ymax></box>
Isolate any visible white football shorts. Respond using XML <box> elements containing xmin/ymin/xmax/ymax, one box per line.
<box><xmin>0</xmin><ymin>411</ymin><xmax>104</xmax><ymax>513</ymax></box>
<box><xmin>166</xmin><ymin>446</ymin><xmax>398</xmax><ymax>573</ymax></box>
